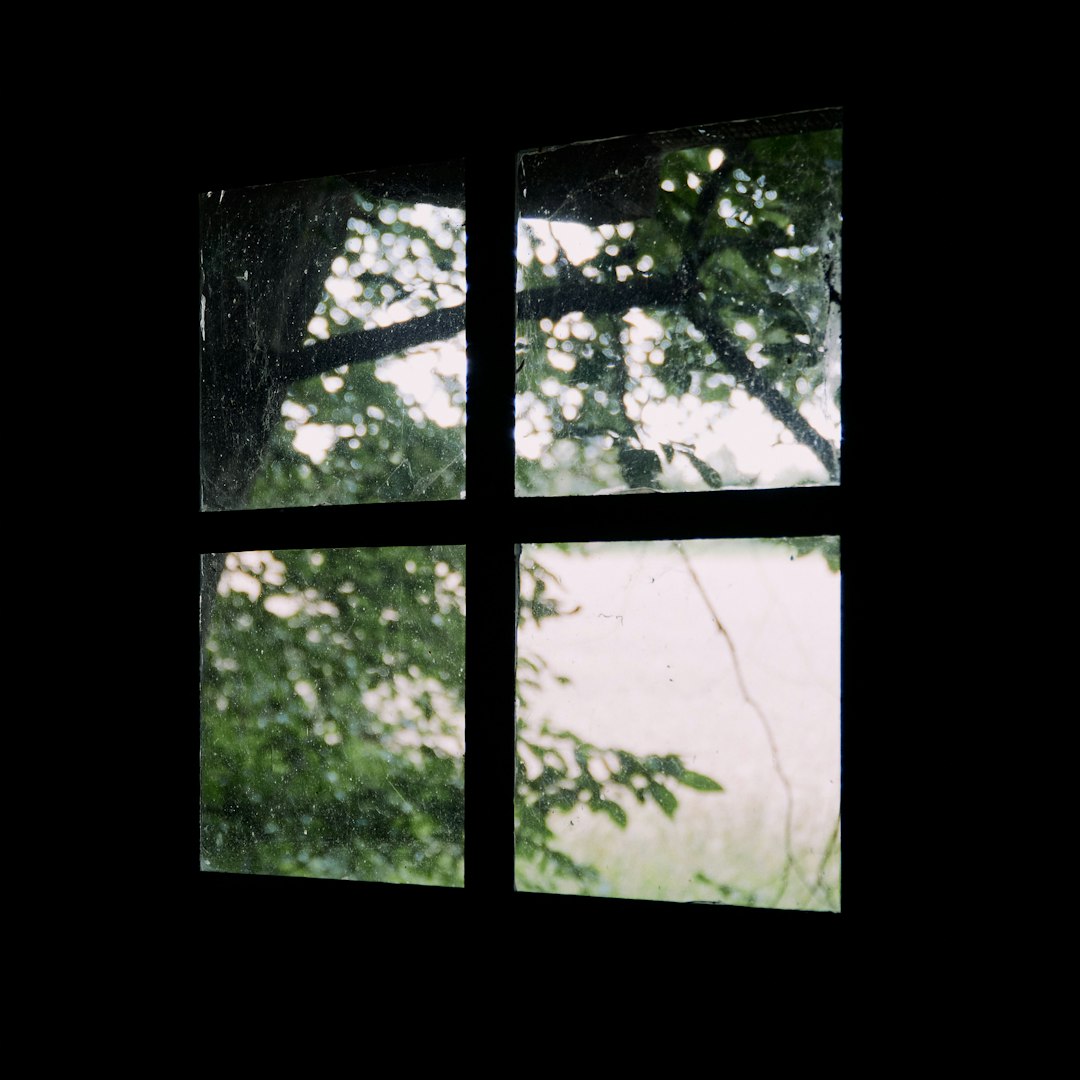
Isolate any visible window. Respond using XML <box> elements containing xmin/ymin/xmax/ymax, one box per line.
<box><xmin>188</xmin><ymin>98</ymin><xmax>851</xmax><ymax>944</ymax></box>
<box><xmin>511</xmin><ymin>113</ymin><xmax>841</xmax><ymax>910</ymax></box>
<box><xmin>198</xmin><ymin>160</ymin><xmax>469</xmax><ymax>887</ymax></box>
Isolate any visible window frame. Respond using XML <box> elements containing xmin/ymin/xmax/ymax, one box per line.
<box><xmin>186</xmin><ymin>96</ymin><xmax>854</xmax><ymax>949</ymax></box>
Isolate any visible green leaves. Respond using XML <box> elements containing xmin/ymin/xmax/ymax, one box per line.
<box><xmin>596</xmin><ymin>800</ymin><xmax>627</xmax><ymax>828</ymax></box>
<box><xmin>679</xmin><ymin>771</ymin><xmax>725</xmax><ymax>792</ymax></box>
<box><xmin>514</xmin><ymin>707</ymin><xmax>725</xmax><ymax>889</ymax></box>
<box><xmin>515</xmin><ymin>123</ymin><xmax>842</xmax><ymax>495</ymax></box>
<box><xmin>202</xmin><ymin>546</ymin><xmax>466</xmax><ymax>885</ymax></box>
<box><xmin>768</xmin><ymin>535</ymin><xmax>841</xmax><ymax>574</ymax></box>
<box><xmin>648</xmin><ymin>781</ymin><xmax>678</xmax><ymax>818</ymax></box>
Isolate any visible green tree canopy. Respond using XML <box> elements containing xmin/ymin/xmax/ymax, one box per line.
<box><xmin>202</xmin><ymin>545</ymin><xmax>466</xmax><ymax>884</ymax></box>
<box><xmin>515</xmin><ymin>120</ymin><xmax>841</xmax><ymax>496</ymax></box>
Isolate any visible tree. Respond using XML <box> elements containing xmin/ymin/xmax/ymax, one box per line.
<box><xmin>198</xmin><ymin>172</ymin><xmax>470</xmax><ymax>650</ymax></box>
<box><xmin>509</xmin><ymin>114</ymin><xmax>842</xmax><ymax>906</ymax></box>
<box><xmin>200</xmin><ymin>113</ymin><xmax>840</xmax><ymax>510</ymax></box>
<box><xmin>200</xmin><ymin>168</ymin><xmax>473</xmax><ymax>882</ymax></box>
<box><xmin>198</xmin><ymin>105</ymin><xmax>842</xmax><ymax>906</ymax></box>
<box><xmin>199</xmin><ymin>163</ymin><xmax>468</xmax><ymax>514</ymax></box>
<box><xmin>514</xmin><ymin>112</ymin><xmax>841</xmax><ymax>496</ymax></box>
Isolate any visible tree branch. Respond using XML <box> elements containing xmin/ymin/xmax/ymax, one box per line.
<box><xmin>682</xmin><ymin>141</ymin><xmax>745</xmax><ymax>280</ymax></box>
<box><xmin>517</xmin><ymin>273</ymin><xmax>689</xmax><ymax>322</ymax></box>
<box><xmin>518</xmin><ymin>274</ymin><xmax>839</xmax><ymax>482</ymax></box>
<box><xmin>688</xmin><ymin>299</ymin><xmax>839</xmax><ymax>481</ymax></box>
<box><xmin>279</xmin><ymin>305</ymin><xmax>466</xmax><ymax>384</ymax></box>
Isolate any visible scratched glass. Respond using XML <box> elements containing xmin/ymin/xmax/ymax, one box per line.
<box><xmin>200</xmin><ymin>163</ymin><xmax>466</xmax><ymax>511</ymax></box>
<box><xmin>515</xmin><ymin>537</ymin><xmax>840</xmax><ymax>911</ymax></box>
<box><xmin>515</xmin><ymin>114</ymin><xmax>841</xmax><ymax>496</ymax></box>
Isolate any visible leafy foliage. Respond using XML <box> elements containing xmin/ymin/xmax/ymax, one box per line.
<box><xmin>514</xmin><ymin>553</ymin><xmax>725</xmax><ymax>892</ymax></box>
<box><xmin>202</xmin><ymin>186</ymin><xmax>471</xmax><ymax>881</ymax></box>
<box><xmin>515</xmin><ymin>126</ymin><xmax>841</xmax><ymax>495</ymax></box>
<box><xmin>201</xmin><ymin>545</ymin><xmax>465</xmax><ymax>884</ymax></box>
<box><xmin>774</xmin><ymin>534</ymin><xmax>841</xmax><ymax>573</ymax></box>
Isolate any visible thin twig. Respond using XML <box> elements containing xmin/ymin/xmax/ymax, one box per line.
<box><xmin>814</xmin><ymin>810</ymin><xmax>841</xmax><ymax>906</ymax></box>
<box><xmin>675</xmin><ymin>542</ymin><xmax>836</xmax><ymax>909</ymax></box>
<box><xmin>687</xmin><ymin>301</ymin><xmax>839</xmax><ymax>481</ymax></box>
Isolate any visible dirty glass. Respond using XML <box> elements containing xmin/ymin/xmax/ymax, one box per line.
<box><xmin>201</xmin><ymin>545</ymin><xmax>465</xmax><ymax>885</ymax></box>
<box><xmin>516</xmin><ymin>538</ymin><xmax>840</xmax><ymax>911</ymax></box>
<box><xmin>515</xmin><ymin>114</ymin><xmax>841</xmax><ymax>496</ymax></box>
<box><xmin>200</xmin><ymin>162</ymin><xmax>466</xmax><ymax>511</ymax></box>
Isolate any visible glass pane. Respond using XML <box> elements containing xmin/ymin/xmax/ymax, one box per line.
<box><xmin>201</xmin><ymin>546</ymin><xmax>465</xmax><ymax>885</ymax></box>
<box><xmin>200</xmin><ymin>164</ymin><xmax>466</xmax><ymax>510</ymax></box>
<box><xmin>516</xmin><ymin>538</ymin><xmax>840</xmax><ymax>911</ymax></box>
<box><xmin>515</xmin><ymin>115</ymin><xmax>841</xmax><ymax>496</ymax></box>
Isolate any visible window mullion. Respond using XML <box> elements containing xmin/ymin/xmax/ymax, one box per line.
<box><xmin>464</xmin><ymin>146</ymin><xmax>519</xmax><ymax>896</ymax></box>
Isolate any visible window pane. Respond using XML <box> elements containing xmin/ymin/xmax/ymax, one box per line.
<box><xmin>516</xmin><ymin>538</ymin><xmax>840</xmax><ymax>911</ymax></box>
<box><xmin>515</xmin><ymin>116</ymin><xmax>841</xmax><ymax>496</ymax></box>
<box><xmin>202</xmin><ymin>545</ymin><xmax>465</xmax><ymax>885</ymax></box>
<box><xmin>200</xmin><ymin>165</ymin><xmax>466</xmax><ymax>510</ymax></box>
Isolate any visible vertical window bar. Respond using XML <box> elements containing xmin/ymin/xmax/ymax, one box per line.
<box><xmin>465</xmin><ymin>147</ymin><xmax>519</xmax><ymax>896</ymax></box>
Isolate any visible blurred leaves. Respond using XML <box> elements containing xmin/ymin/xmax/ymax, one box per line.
<box><xmin>678</xmin><ymin>770</ymin><xmax>725</xmax><ymax>792</ymax></box>
<box><xmin>247</xmin><ymin>194</ymin><xmax>467</xmax><ymax>509</ymax></box>
<box><xmin>201</xmin><ymin>545</ymin><xmax>465</xmax><ymax>884</ymax></box>
<box><xmin>516</xmin><ymin>124</ymin><xmax>841</xmax><ymax>495</ymax></box>
<box><xmin>514</xmin><ymin>711</ymin><xmax>725</xmax><ymax>888</ymax></box>
<box><xmin>202</xmin><ymin>192</ymin><xmax>471</xmax><ymax>885</ymax></box>
<box><xmin>515</xmin><ymin>557</ymin><xmax>725</xmax><ymax>891</ymax></box>
<box><xmin>768</xmin><ymin>535</ymin><xmax>841</xmax><ymax>574</ymax></box>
